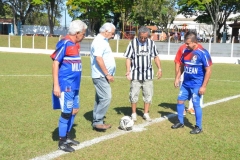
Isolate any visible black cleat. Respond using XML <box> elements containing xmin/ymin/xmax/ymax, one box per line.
<box><xmin>190</xmin><ymin>126</ymin><xmax>203</xmax><ymax>134</ymax></box>
<box><xmin>58</xmin><ymin>140</ymin><xmax>75</xmax><ymax>152</ymax></box>
<box><xmin>171</xmin><ymin>122</ymin><xmax>184</xmax><ymax>129</ymax></box>
<box><xmin>66</xmin><ymin>138</ymin><xmax>80</xmax><ymax>146</ymax></box>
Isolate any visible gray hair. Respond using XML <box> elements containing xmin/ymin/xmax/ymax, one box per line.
<box><xmin>68</xmin><ymin>20</ymin><xmax>87</xmax><ymax>35</ymax></box>
<box><xmin>184</xmin><ymin>31</ymin><xmax>197</xmax><ymax>43</ymax></box>
<box><xmin>99</xmin><ymin>22</ymin><xmax>116</xmax><ymax>33</ymax></box>
<box><xmin>138</xmin><ymin>26</ymin><xmax>150</xmax><ymax>37</ymax></box>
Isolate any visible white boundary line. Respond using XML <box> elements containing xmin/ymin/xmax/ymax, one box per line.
<box><xmin>1</xmin><ymin>75</ymin><xmax>240</xmax><ymax>83</ymax></box>
<box><xmin>30</xmin><ymin>94</ymin><xmax>240</xmax><ymax>160</ymax></box>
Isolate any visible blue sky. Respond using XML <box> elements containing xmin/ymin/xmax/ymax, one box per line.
<box><xmin>60</xmin><ymin>1</ymin><xmax>72</xmax><ymax>27</ymax></box>
<box><xmin>60</xmin><ymin>8</ymin><xmax>72</xmax><ymax>27</ymax></box>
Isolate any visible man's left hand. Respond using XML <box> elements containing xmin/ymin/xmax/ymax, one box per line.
<box><xmin>156</xmin><ymin>70</ymin><xmax>162</xmax><ymax>79</ymax></box>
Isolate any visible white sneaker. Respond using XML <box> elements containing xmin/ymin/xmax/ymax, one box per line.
<box><xmin>131</xmin><ymin>113</ymin><xmax>137</xmax><ymax>121</ymax></box>
<box><xmin>143</xmin><ymin>113</ymin><xmax>152</xmax><ymax>122</ymax></box>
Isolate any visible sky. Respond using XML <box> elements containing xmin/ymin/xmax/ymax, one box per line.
<box><xmin>60</xmin><ymin>1</ymin><xmax>72</xmax><ymax>27</ymax></box>
<box><xmin>60</xmin><ymin>8</ymin><xmax>72</xmax><ymax>27</ymax></box>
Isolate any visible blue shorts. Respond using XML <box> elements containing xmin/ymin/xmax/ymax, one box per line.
<box><xmin>52</xmin><ymin>90</ymin><xmax>79</xmax><ymax>113</ymax></box>
<box><xmin>178</xmin><ymin>85</ymin><xmax>202</xmax><ymax>106</ymax></box>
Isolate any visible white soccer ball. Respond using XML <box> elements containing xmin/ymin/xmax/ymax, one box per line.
<box><xmin>119</xmin><ymin>116</ymin><xmax>134</xmax><ymax>131</ymax></box>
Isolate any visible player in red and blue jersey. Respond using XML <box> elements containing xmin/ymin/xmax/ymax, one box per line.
<box><xmin>174</xmin><ymin>43</ymin><xmax>203</xmax><ymax>115</ymax></box>
<box><xmin>51</xmin><ymin>20</ymin><xmax>87</xmax><ymax>152</ymax></box>
<box><xmin>172</xmin><ymin>31</ymin><xmax>212</xmax><ymax>134</ymax></box>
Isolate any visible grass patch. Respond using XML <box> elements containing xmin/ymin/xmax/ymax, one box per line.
<box><xmin>0</xmin><ymin>52</ymin><xmax>240</xmax><ymax>159</ymax></box>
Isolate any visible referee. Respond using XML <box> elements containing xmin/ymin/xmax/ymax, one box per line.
<box><xmin>123</xmin><ymin>26</ymin><xmax>162</xmax><ymax>122</ymax></box>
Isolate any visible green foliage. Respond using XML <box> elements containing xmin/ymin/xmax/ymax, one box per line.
<box><xmin>25</xmin><ymin>12</ymin><xmax>49</xmax><ymax>25</ymax></box>
<box><xmin>31</xmin><ymin>0</ymin><xmax>45</xmax><ymax>5</ymax></box>
<box><xmin>0</xmin><ymin>3</ymin><xmax>12</xmax><ymax>18</ymax></box>
<box><xmin>66</xmin><ymin>0</ymin><xmax>176</xmax><ymax>34</ymax></box>
<box><xmin>67</xmin><ymin>0</ymin><xmax>114</xmax><ymax>35</ymax></box>
<box><xmin>132</xmin><ymin>0</ymin><xmax>177</xmax><ymax>29</ymax></box>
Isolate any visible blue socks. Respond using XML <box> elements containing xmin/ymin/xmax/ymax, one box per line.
<box><xmin>59</xmin><ymin>114</ymin><xmax>76</xmax><ymax>139</ymax></box>
<box><xmin>67</xmin><ymin>115</ymin><xmax>76</xmax><ymax>133</ymax></box>
<box><xmin>177</xmin><ymin>103</ymin><xmax>185</xmax><ymax>124</ymax></box>
<box><xmin>59</xmin><ymin>116</ymin><xmax>68</xmax><ymax>138</ymax></box>
<box><xmin>177</xmin><ymin>103</ymin><xmax>202</xmax><ymax>129</ymax></box>
<box><xmin>194</xmin><ymin>105</ymin><xmax>202</xmax><ymax>129</ymax></box>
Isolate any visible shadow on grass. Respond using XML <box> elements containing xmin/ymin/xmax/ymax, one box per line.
<box><xmin>113</xmin><ymin>106</ymin><xmax>144</xmax><ymax>116</ymax></box>
<box><xmin>83</xmin><ymin>110</ymin><xmax>110</xmax><ymax>125</ymax></box>
<box><xmin>158</xmin><ymin>111</ymin><xmax>194</xmax><ymax>129</ymax></box>
<box><xmin>52</xmin><ymin>124</ymin><xmax>78</xmax><ymax>141</ymax></box>
<box><xmin>158</xmin><ymin>102</ymin><xmax>176</xmax><ymax>112</ymax></box>
<box><xmin>83</xmin><ymin>110</ymin><xmax>93</xmax><ymax>123</ymax></box>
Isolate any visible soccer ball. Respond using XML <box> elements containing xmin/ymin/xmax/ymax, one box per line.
<box><xmin>119</xmin><ymin>116</ymin><xmax>134</xmax><ymax>131</ymax></box>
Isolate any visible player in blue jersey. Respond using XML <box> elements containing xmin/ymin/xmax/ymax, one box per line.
<box><xmin>51</xmin><ymin>20</ymin><xmax>87</xmax><ymax>152</ymax></box>
<box><xmin>171</xmin><ymin>31</ymin><xmax>212</xmax><ymax>134</ymax></box>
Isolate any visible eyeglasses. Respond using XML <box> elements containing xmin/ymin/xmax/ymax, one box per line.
<box><xmin>139</xmin><ymin>36</ymin><xmax>148</xmax><ymax>40</ymax></box>
<box><xmin>108</xmin><ymin>32</ymin><xmax>115</xmax><ymax>36</ymax></box>
<box><xmin>77</xmin><ymin>32</ymin><xmax>86</xmax><ymax>36</ymax></box>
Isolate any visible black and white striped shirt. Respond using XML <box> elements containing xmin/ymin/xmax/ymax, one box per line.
<box><xmin>123</xmin><ymin>38</ymin><xmax>159</xmax><ymax>80</ymax></box>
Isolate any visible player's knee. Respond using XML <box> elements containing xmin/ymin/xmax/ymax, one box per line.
<box><xmin>61</xmin><ymin>112</ymin><xmax>71</xmax><ymax>120</ymax></box>
<box><xmin>72</xmin><ymin>109</ymin><xmax>79</xmax><ymax>115</ymax></box>
<box><xmin>177</xmin><ymin>100</ymin><xmax>184</xmax><ymax>104</ymax></box>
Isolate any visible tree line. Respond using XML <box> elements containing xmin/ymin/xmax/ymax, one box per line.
<box><xmin>0</xmin><ymin>0</ymin><xmax>240</xmax><ymax>43</ymax></box>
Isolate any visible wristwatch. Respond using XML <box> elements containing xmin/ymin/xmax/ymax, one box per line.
<box><xmin>105</xmin><ymin>73</ymin><xmax>110</xmax><ymax>77</ymax></box>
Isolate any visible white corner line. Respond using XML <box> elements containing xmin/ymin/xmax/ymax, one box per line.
<box><xmin>30</xmin><ymin>94</ymin><xmax>240</xmax><ymax>160</ymax></box>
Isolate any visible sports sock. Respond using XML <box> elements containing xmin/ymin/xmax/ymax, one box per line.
<box><xmin>67</xmin><ymin>114</ymin><xmax>76</xmax><ymax>133</ymax></box>
<box><xmin>59</xmin><ymin>116</ymin><xmax>69</xmax><ymax>138</ymax></box>
<box><xmin>177</xmin><ymin>103</ymin><xmax>185</xmax><ymax>124</ymax></box>
<box><xmin>194</xmin><ymin>104</ymin><xmax>202</xmax><ymax>129</ymax></box>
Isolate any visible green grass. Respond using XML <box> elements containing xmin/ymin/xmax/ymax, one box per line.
<box><xmin>0</xmin><ymin>52</ymin><xmax>240</xmax><ymax>160</ymax></box>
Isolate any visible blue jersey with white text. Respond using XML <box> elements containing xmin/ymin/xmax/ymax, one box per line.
<box><xmin>50</xmin><ymin>36</ymin><xmax>82</xmax><ymax>92</ymax></box>
<box><xmin>181</xmin><ymin>47</ymin><xmax>212</xmax><ymax>88</ymax></box>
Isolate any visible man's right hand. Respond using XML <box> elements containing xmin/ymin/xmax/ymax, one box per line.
<box><xmin>106</xmin><ymin>75</ymin><xmax>114</xmax><ymax>82</ymax></box>
<box><xmin>174</xmin><ymin>79</ymin><xmax>180</xmax><ymax>88</ymax></box>
<box><xmin>53</xmin><ymin>85</ymin><xmax>61</xmax><ymax>97</ymax></box>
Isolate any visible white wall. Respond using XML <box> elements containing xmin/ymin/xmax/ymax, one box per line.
<box><xmin>21</xmin><ymin>25</ymin><xmax>68</xmax><ymax>36</ymax></box>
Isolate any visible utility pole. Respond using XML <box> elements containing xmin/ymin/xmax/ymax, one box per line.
<box><xmin>65</xmin><ymin>8</ymin><xmax>67</xmax><ymax>29</ymax></box>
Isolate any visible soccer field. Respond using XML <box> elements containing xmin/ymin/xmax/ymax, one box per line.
<box><xmin>1</xmin><ymin>52</ymin><xmax>240</xmax><ymax>160</ymax></box>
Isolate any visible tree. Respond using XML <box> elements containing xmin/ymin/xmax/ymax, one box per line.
<box><xmin>132</xmin><ymin>0</ymin><xmax>162</xmax><ymax>26</ymax></box>
<box><xmin>177</xmin><ymin>0</ymin><xmax>240</xmax><ymax>43</ymax></box>
<box><xmin>25</xmin><ymin>12</ymin><xmax>50</xmax><ymax>26</ymax></box>
<box><xmin>32</xmin><ymin>0</ymin><xmax>64</xmax><ymax>34</ymax></box>
<box><xmin>0</xmin><ymin>0</ymin><xmax>34</xmax><ymax>34</ymax></box>
<box><xmin>0</xmin><ymin>1</ymin><xmax>13</xmax><ymax>18</ymax></box>
<box><xmin>131</xmin><ymin>0</ymin><xmax>177</xmax><ymax>32</ymax></box>
<box><xmin>67</xmin><ymin>0</ymin><xmax>113</xmax><ymax>36</ymax></box>
<box><xmin>154</xmin><ymin>0</ymin><xmax>177</xmax><ymax>32</ymax></box>
<box><xmin>112</xmin><ymin>0</ymin><xmax>134</xmax><ymax>33</ymax></box>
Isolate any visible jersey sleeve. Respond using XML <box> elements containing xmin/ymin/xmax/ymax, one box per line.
<box><xmin>123</xmin><ymin>40</ymin><xmax>134</xmax><ymax>59</ymax></box>
<box><xmin>174</xmin><ymin>45</ymin><xmax>185</xmax><ymax>64</ymax></box>
<box><xmin>50</xmin><ymin>40</ymin><xmax>68</xmax><ymax>62</ymax></box>
<box><xmin>202</xmin><ymin>49</ymin><xmax>212</xmax><ymax>67</ymax></box>
<box><xmin>150</xmin><ymin>40</ymin><xmax>159</xmax><ymax>58</ymax></box>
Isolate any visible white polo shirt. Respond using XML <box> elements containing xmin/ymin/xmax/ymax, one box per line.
<box><xmin>90</xmin><ymin>34</ymin><xmax>116</xmax><ymax>78</ymax></box>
